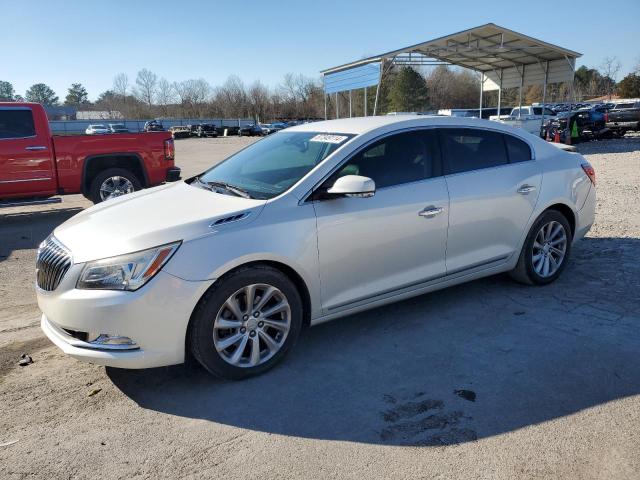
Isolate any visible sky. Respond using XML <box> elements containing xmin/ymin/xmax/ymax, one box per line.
<box><xmin>2</xmin><ymin>0</ymin><xmax>639</xmax><ymax>101</ymax></box>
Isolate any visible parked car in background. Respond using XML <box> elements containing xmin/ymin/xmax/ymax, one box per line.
<box><xmin>169</xmin><ymin>125</ymin><xmax>191</xmax><ymax>139</ymax></box>
<box><xmin>490</xmin><ymin>105</ymin><xmax>557</xmax><ymax>134</ymax></box>
<box><xmin>605</xmin><ymin>101</ymin><xmax>640</xmax><ymax>136</ymax></box>
<box><xmin>1</xmin><ymin>102</ymin><xmax>180</xmax><ymax>205</ymax></box>
<box><xmin>37</xmin><ymin>115</ymin><xmax>595</xmax><ymax>379</ymax></box>
<box><xmin>108</xmin><ymin>123</ymin><xmax>129</xmax><ymax>134</ymax></box>
<box><xmin>238</xmin><ymin>124</ymin><xmax>264</xmax><ymax>136</ymax></box>
<box><xmin>261</xmin><ymin>123</ymin><xmax>287</xmax><ymax>135</ymax></box>
<box><xmin>194</xmin><ymin>123</ymin><xmax>218</xmax><ymax>138</ymax></box>
<box><xmin>144</xmin><ymin>120</ymin><xmax>164</xmax><ymax>132</ymax></box>
<box><xmin>541</xmin><ymin>108</ymin><xmax>608</xmax><ymax>142</ymax></box>
<box><xmin>85</xmin><ymin>124</ymin><xmax>110</xmax><ymax>135</ymax></box>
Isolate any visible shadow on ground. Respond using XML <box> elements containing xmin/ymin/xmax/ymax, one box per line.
<box><xmin>107</xmin><ymin>236</ymin><xmax>640</xmax><ymax>446</ymax></box>
<box><xmin>0</xmin><ymin>208</ymin><xmax>82</xmax><ymax>262</ymax></box>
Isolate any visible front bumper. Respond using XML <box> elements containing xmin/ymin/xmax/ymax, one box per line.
<box><xmin>166</xmin><ymin>166</ymin><xmax>181</xmax><ymax>182</ymax></box>
<box><xmin>38</xmin><ymin>269</ymin><xmax>213</xmax><ymax>369</ymax></box>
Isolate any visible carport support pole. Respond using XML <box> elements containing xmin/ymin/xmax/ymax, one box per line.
<box><xmin>479</xmin><ymin>72</ymin><xmax>484</xmax><ymax>118</ymax></box>
<box><xmin>364</xmin><ymin>87</ymin><xmax>368</xmax><ymax>116</ymax></box>
<box><xmin>349</xmin><ymin>90</ymin><xmax>352</xmax><ymax>118</ymax></box>
<box><xmin>373</xmin><ymin>61</ymin><xmax>383</xmax><ymax>116</ymax></box>
<box><xmin>564</xmin><ymin>55</ymin><xmax>576</xmax><ymax>144</ymax></box>
<box><xmin>497</xmin><ymin>68</ymin><xmax>502</xmax><ymax>116</ymax></box>
<box><xmin>518</xmin><ymin>65</ymin><xmax>525</xmax><ymax>118</ymax></box>
<box><xmin>324</xmin><ymin>93</ymin><xmax>327</xmax><ymax>120</ymax></box>
<box><xmin>541</xmin><ymin>61</ymin><xmax>549</xmax><ymax>130</ymax></box>
<box><xmin>335</xmin><ymin>93</ymin><xmax>339</xmax><ymax>119</ymax></box>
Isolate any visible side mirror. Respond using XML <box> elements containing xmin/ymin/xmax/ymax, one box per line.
<box><xmin>327</xmin><ymin>175</ymin><xmax>375</xmax><ymax>198</ymax></box>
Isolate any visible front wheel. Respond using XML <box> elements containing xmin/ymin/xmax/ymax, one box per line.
<box><xmin>88</xmin><ymin>168</ymin><xmax>142</xmax><ymax>204</ymax></box>
<box><xmin>510</xmin><ymin>210</ymin><xmax>572</xmax><ymax>285</ymax></box>
<box><xmin>189</xmin><ymin>266</ymin><xmax>303</xmax><ymax>379</ymax></box>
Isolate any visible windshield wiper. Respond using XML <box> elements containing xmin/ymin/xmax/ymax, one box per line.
<box><xmin>198</xmin><ymin>178</ymin><xmax>252</xmax><ymax>199</ymax></box>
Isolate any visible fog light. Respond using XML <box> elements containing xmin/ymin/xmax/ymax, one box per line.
<box><xmin>88</xmin><ymin>334</ymin><xmax>139</xmax><ymax>350</ymax></box>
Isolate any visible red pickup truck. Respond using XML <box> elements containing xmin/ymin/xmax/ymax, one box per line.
<box><xmin>0</xmin><ymin>102</ymin><xmax>180</xmax><ymax>206</ymax></box>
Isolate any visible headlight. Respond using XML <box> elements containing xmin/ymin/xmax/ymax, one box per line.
<box><xmin>77</xmin><ymin>242</ymin><xmax>180</xmax><ymax>291</ymax></box>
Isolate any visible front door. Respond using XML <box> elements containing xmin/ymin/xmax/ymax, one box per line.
<box><xmin>0</xmin><ymin>106</ymin><xmax>56</xmax><ymax>198</ymax></box>
<box><xmin>313</xmin><ymin>129</ymin><xmax>449</xmax><ymax>312</ymax></box>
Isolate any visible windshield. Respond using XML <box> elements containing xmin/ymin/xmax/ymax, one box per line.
<box><xmin>198</xmin><ymin>131</ymin><xmax>354</xmax><ymax>199</ymax></box>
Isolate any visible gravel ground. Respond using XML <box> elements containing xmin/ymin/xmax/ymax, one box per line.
<box><xmin>1</xmin><ymin>135</ymin><xmax>639</xmax><ymax>480</ymax></box>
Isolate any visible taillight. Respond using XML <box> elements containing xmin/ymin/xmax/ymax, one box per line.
<box><xmin>581</xmin><ymin>162</ymin><xmax>596</xmax><ymax>186</ymax></box>
<box><xmin>164</xmin><ymin>138</ymin><xmax>175</xmax><ymax>160</ymax></box>
<box><xmin>604</xmin><ymin>112</ymin><xmax>609</xmax><ymax>122</ymax></box>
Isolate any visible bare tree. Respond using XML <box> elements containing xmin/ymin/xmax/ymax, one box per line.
<box><xmin>214</xmin><ymin>75</ymin><xmax>248</xmax><ymax>118</ymax></box>
<box><xmin>156</xmin><ymin>78</ymin><xmax>175</xmax><ymax>115</ymax></box>
<box><xmin>247</xmin><ymin>81</ymin><xmax>270</xmax><ymax>121</ymax></box>
<box><xmin>112</xmin><ymin>73</ymin><xmax>129</xmax><ymax>98</ymax></box>
<box><xmin>134</xmin><ymin>68</ymin><xmax>158</xmax><ymax>106</ymax></box>
<box><xmin>599</xmin><ymin>56</ymin><xmax>622</xmax><ymax>99</ymax></box>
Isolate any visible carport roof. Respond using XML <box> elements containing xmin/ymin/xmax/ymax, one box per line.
<box><xmin>321</xmin><ymin>23</ymin><xmax>581</xmax><ymax>75</ymax></box>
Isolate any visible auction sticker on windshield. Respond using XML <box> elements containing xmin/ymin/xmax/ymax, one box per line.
<box><xmin>309</xmin><ymin>134</ymin><xmax>349</xmax><ymax>144</ymax></box>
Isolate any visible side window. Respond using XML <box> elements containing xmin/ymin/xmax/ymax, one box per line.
<box><xmin>0</xmin><ymin>109</ymin><xmax>36</xmax><ymax>139</ymax></box>
<box><xmin>504</xmin><ymin>134</ymin><xmax>532</xmax><ymax>163</ymax></box>
<box><xmin>332</xmin><ymin>130</ymin><xmax>440</xmax><ymax>189</ymax></box>
<box><xmin>440</xmin><ymin>128</ymin><xmax>508</xmax><ymax>175</ymax></box>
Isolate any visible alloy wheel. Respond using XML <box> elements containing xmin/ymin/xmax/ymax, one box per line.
<box><xmin>532</xmin><ymin>220</ymin><xmax>567</xmax><ymax>278</ymax></box>
<box><xmin>213</xmin><ymin>283</ymin><xmax>291</xmax><ymax>368</ymax></box>
<box><xmin>99</xmin><ymin>176</ymin><xmax>135</xmax><ymax>201</ymax></box>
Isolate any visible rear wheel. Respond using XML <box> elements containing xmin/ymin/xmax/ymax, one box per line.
<box><xmin>189</xmin><ymin>266</ymin><xmax>303</xmax><ymax>379</ymax></box>
<box><xmin>510</xmin><ymin>210</ymin><xmax>572</xmax><ymax>285</ymax></box>
<box><xmin>88</xmin><ymin>168</ymin><xmax>141</xmax><ymax>204</ymax></box>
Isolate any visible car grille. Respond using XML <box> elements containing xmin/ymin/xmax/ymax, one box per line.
<box><xmin>36</xmin><ymin>236</ymin><xmax>72</xmax><ymax>291</ymax></box>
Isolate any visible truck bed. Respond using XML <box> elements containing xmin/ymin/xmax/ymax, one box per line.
<box><xmin>52</xmin><ymin>131</ymin><xmax>173</xmax><ymax>194</ymax></box>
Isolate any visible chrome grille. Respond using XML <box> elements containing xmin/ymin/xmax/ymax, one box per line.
<box><xmin>36</xmin><ymin>236</ymin><xmax>72</xmax><ymax>291</ymax></box>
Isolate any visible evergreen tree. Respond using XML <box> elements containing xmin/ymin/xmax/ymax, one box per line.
<box><xmin>64</xmin><ymin>83</ymin><xmax>90</xmax><ymax>105</ymax></box>
<box><xmin>25</xmin><ymin>83</ymin><xmax>59</xmax><ymax>105</ymax></box>
<box><xmin>388</xmin><ymin>67</ymin><xmax>429</xmax><ymax>112</ymax></box>
<box><xmin>0</xmin><ymin>80</ymin><xmax>17</xmax><ymax>101</ymax></box>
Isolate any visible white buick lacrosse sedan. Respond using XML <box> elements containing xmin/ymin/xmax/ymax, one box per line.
<box><xmin>37</xmin><ymin>115</ymin><xmax>596</xmax><ymax>379</ymax></box>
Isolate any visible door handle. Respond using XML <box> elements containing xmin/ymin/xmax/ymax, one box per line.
<box><xmin>517</xmin><ymin>184</ymin><xmax>536</xmax><ymax>194</ymax></box>
<box><xmin>25</xmin><ymin>146</ymin><xmax>47</xmax><ymax>151</ymax></box>
<box><xmin>418</xmin><ymin>206</ymin><xmax>444</xmax><ymax>218</ymax></box>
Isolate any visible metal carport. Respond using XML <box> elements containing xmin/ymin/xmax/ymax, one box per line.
<box><xmin>321</xmin><ymin>23</ymin><xmax>582</xmax><ymax>120</ymax></box>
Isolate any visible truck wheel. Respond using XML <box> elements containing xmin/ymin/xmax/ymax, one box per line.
<box><xmin>89</xmin><ymin>168</ymin><xmax>142</xmax><ymax>204</ymax></box>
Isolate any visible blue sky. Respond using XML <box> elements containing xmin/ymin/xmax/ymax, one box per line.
<box><xmin>3</xmin><ymin>0</ymin><xmax>639</xmax><ymax>101</ymax></box>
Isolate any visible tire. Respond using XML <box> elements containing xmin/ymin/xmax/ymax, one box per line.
<box><xmin>189</xmin><ymin>265</ymin><xmax>303</xmax><ymax>380</ymax></box>
<box><xmin>509</xmin><ymin>210</ymin><xmax>573</xmax><ymax>286</ymax></box>
<box><xmin>88</xmin><ymin>167</ymin><xmax>142</xmax><ymax>204</ymax></box>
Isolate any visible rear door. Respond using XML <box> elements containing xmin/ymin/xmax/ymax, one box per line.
<box><xmin>439</xmin><ymin>128</ymin><xmax>541</xmax><ymax>274</ymax></box>
<box><xmin>0</xmin><ymin>106</ymin><xmax>57</xmax><ymax>197</ymax></box>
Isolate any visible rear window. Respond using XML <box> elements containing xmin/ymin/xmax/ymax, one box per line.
<box><xmin>441</xmin><ymin>128</ymin><xmax>508</xmax><ymax>174</ymax></box>
<box><xmin>0</xmin><ymin>109</ymin><xmax>36</xmax><ymax>139</ymax></box>
<box><xmin>504</xmin><ymin>134</ymin><xmax>532</xmax><ymax>163</ymax></box>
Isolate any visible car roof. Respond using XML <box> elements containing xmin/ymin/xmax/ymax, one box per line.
<box><xmin>286</xmin><ymin>114</ymin><xmax>532</xmax><ymax>136</ymax></box>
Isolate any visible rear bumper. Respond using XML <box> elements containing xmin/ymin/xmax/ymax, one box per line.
<box><xmin>575</xmin><ymin>184</ymin><xmax>596</xmax><ymax>242</ymax></box>
<box><xmin>606</xmin><ymin>121</ymin><xmax>638</xmax><ymax>129</ymax></box>
<box><xmin>166</xmin><ymin>167</ymin><xmax>181</xmax><ymax>182</ymax></box>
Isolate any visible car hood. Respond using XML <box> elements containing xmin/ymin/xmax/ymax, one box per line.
<box><xmin>54</xmin><ymin>181</ymin><xmax>266</xmax><ymax>263</ymax></box>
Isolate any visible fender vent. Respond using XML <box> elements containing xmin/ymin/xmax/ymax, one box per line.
<box><xmin>210</xmin><ymin>212</ymin><xmax>250</xmax><ymax>227</ymax></box>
